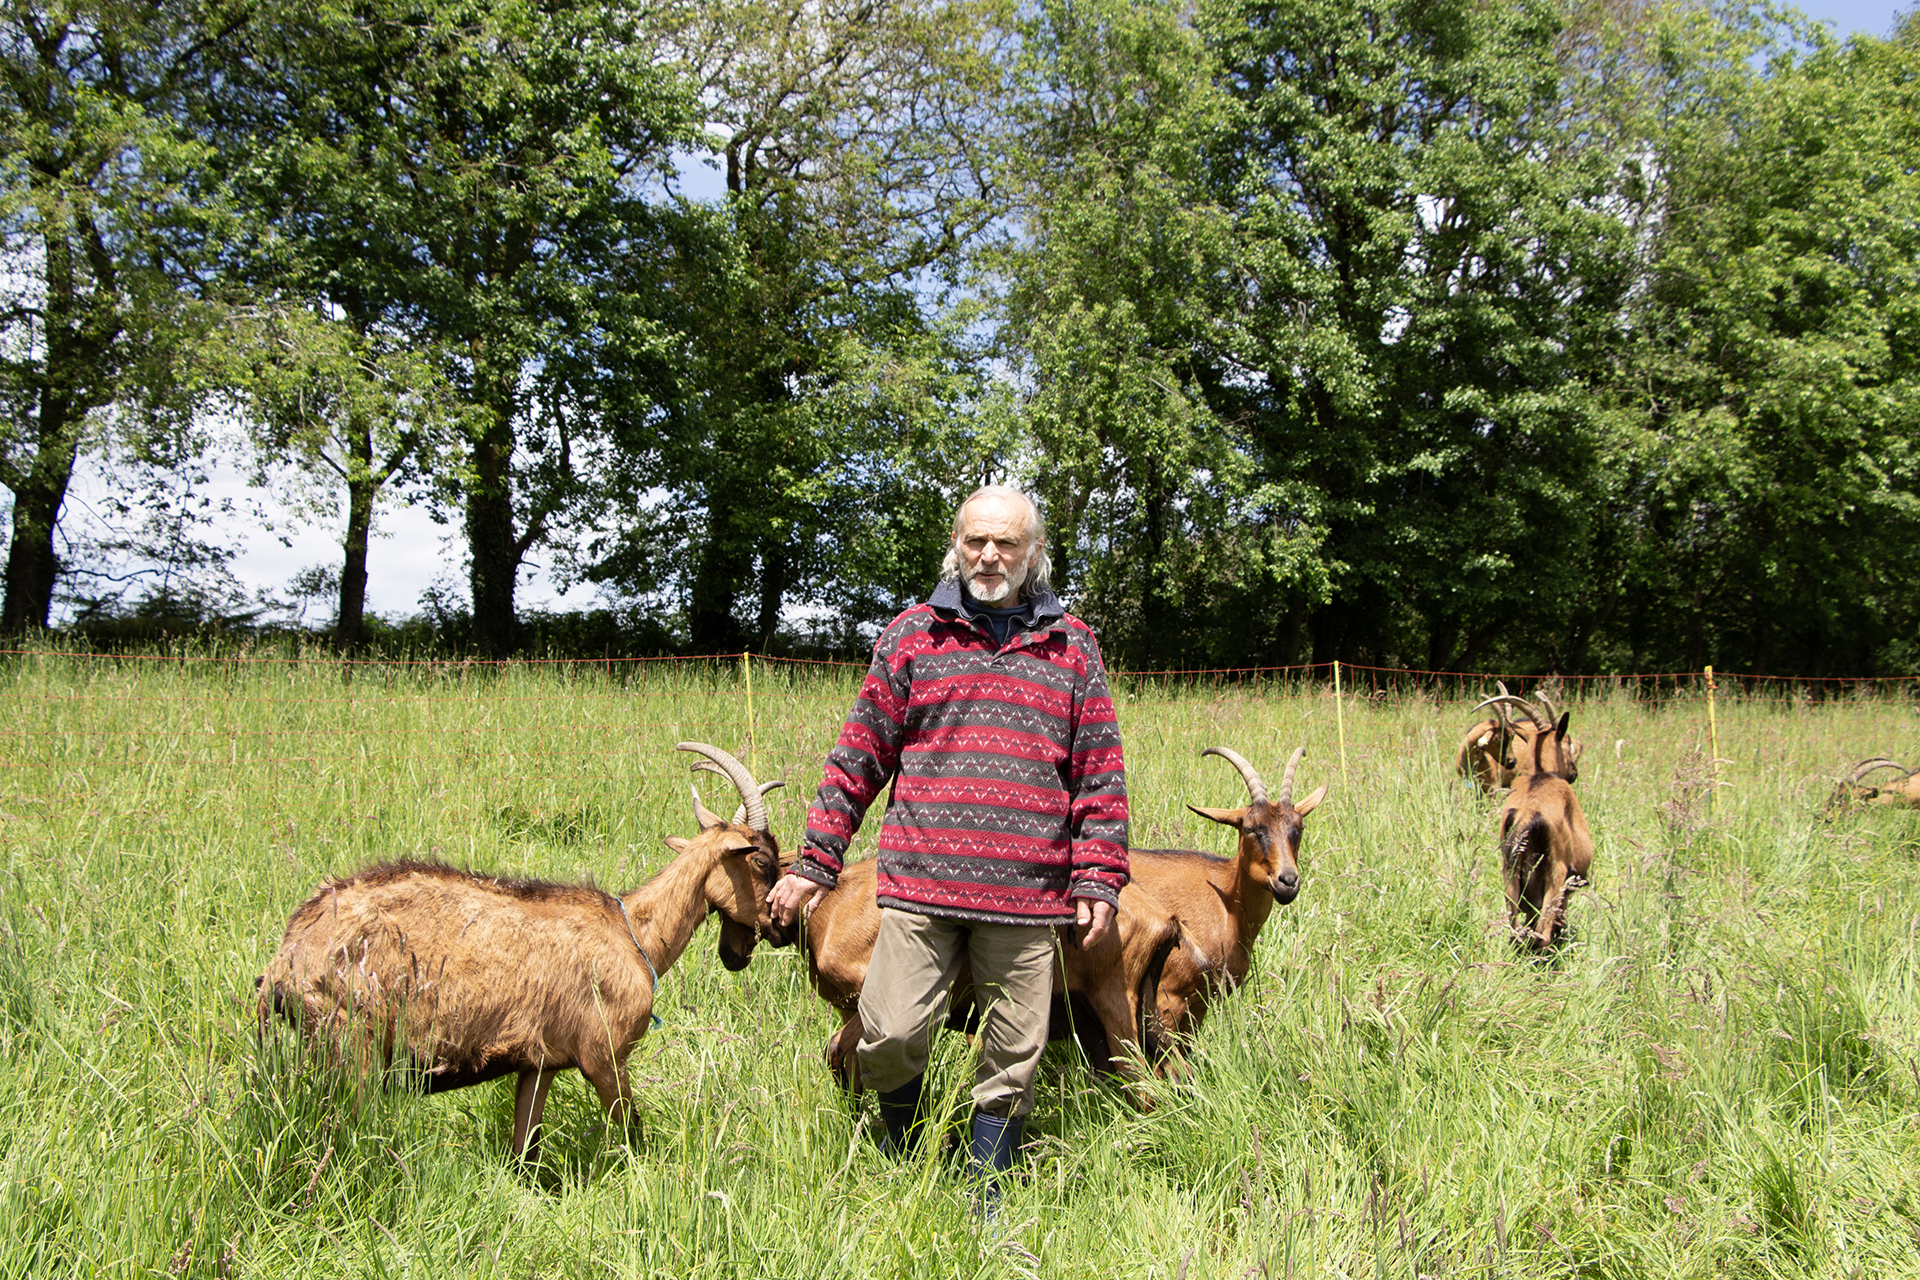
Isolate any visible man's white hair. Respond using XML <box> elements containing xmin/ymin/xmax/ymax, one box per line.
<box><xmin>939</xmin><ymin>485</ymin><xmax>1052</xmax><ymax>590</ymax></box>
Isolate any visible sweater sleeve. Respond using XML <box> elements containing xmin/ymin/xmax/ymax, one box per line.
<box><xmin>794</xmin><ymin>617</ymin><xmax>916</xmax><ymax>889</ymax></box>
<box><xmin>1063</xmin><ymin>623</ymin><xmax>1129</xmax><ymax>906</ymax></box>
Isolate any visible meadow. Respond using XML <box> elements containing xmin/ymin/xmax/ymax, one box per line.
<box><xmin>0</xmin><ymin>645</ymin><xmax>1916</xmax><ymax>1279</ymax></box>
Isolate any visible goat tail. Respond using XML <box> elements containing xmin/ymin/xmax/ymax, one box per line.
<box><xmin>1499</xmin><ymin>815</ymin><xmax>1539</xmax><ymax>876</ymax></box>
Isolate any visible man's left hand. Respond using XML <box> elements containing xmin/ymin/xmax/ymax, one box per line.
<box><xmin>1075</xmin><ymin>898</ymin><xmax>1114</xmax><ymax>949</ymax></box>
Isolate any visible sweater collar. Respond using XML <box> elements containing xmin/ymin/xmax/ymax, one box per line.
<box><xmin>929</xmin><ymin>576</ymin><xmax>1065</xmax><ymax>634</ymax></box>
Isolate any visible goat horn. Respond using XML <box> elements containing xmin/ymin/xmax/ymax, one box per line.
<box><xmin>1469</xmin><ymin>694</ymin><xmax>1548</xmax><ymax>730</ymax></box>
<box><xmin>692</xmin><ymin>761</ymin><xmax>786</xmax><ymax>824</ymax></box>
<box><xmin>1492</xmin><ymin>681</ymin><xmax>1514</xmax><ymax>730</ymax></box>
<box><xmin>1536</xmin><ymin>690</ymin><xmax>1561</xmax><ymax>725</ymax></box>
<box><xmin>1844</xmin><ymin>757</ymin><xmax>1909</xmax><ymax>786</ymax></box>
<box><xmin>1276</xmin><ymin>746</ymin><xmax>1307</xmax><ymax>805</ymax></box>
<box><xmin>676</xmin><ymin>742</ymin><xmax>769</xmax><ymax>832</ymax></box>
<box><xmin>1201</xmin><ymin>746</ymin><xmax>1267</xmax><ymax>806</ymax></box>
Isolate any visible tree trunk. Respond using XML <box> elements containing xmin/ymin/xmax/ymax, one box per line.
<box><xmin>689</xmin><ymin>500</ymin><xmax>750</xmax><ymax>655</ymax></box>
<box><xmin>3</xmin><ymin>223</ymin><xmax>110</xmax><ymax>633</ymax></box>
<box><xmin>756</xmin><ymin>542</ymin><xmax>789</xmax><ymax>651</ymax></box>
<box><xmin>337</xmin><ymin>490</ymin><xmax>373</xmax><ymax>649</ymax></box>
<box><xmin>2</xmin><ymin>443</ymin><xmax>77</xmax><ymax>632</ymax></box>
<box><xmin>467</xmin><ymin>408</ymin><xmax>521</xmax><ymax>657</ymax></box>
<box><xmin>334</xmin><ymin>410</ymin><xmax>376</xmax><ymax>648</ymax></box>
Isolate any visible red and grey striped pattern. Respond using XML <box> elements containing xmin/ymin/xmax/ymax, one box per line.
<box><xmin>796</xmin><ymin>581</ymin><xmax>1129</xmax><ymax>925</ymax></box>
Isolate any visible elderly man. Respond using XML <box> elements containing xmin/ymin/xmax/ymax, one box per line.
<box><xmin>769</xmin><ymin>484</ymin><xmax>1129</xmax><ymax>1203</ymax></box>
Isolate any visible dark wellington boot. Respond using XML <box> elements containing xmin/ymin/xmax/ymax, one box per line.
<box><xmin>967</xmin><ymin>1109</ymin><xmax>1025</xmax><ymax>1222</ymax></box>
<box><xmin>875</xmin><ymin>1075</ymin><xmax>926</xmax><ymax>1157</ymax></box>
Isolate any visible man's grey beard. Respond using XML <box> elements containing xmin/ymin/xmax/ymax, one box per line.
<box><xmin>964</xmin><ymin>555</ymin><xmax>1028</xmax><ymax>604</ymax></box>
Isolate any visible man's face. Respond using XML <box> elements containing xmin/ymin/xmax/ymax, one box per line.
<box><xmin>954</xmin><ymin>494</ymin><xmax>1038</xmax><ymax>604</ymax></box>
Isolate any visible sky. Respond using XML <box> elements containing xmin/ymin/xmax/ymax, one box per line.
<box><xmin>34</xmin><ymin>0</ymin><xmax>1917</xmax><ymax>628</ymax></box>
<box><xmin>1804</xmin><ymin>0</ymin><xmax>1909</xmax><ymax>39</ymax></box>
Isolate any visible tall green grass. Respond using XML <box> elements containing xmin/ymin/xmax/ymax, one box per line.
<box><xmin>1</xmin><ymin>645</ymin><xmax>1916</xmax><ymax>1278</ymax></box>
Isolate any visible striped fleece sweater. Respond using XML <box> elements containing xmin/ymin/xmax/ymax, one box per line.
<box><xmin>794</xmin><ymin>578</ymin><xmax>1129</xmax><ymax>924</ymax></box>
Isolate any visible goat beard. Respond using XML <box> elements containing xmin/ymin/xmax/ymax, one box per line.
<box><xmin>962</xmin><ymin>552</ymin><xmax>1029</xmax><ymax>604</ymax></box>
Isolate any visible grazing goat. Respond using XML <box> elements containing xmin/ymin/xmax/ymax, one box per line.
<box><xmin>1495</xmin><ymin>713</ymin><xmax>1593</xmax><ymax>949</ymax></box>
<box><xmin>256</xmin><ymin>743</ymin><xmax>783</xmax><ymax>1161</ymax></box>
<box><xmin>1823</xmin><ymin>757</ymin><xmax>1920</xmax><ymax>816</ymax></box>
<box><xmin>1456</xmin><ymin>681</ymin><xmax>1524</xmax><ymax>791</ymax></box>
<box><xmin>1462</xmin><ymin>688</ymin><xmax>1583</xmax><ymax>790</ymax></box>
<box><xmin>1128</xmin><ymin>746</ymin><xmax>1327</xmax><ymax>1043</ymax></box>
<box><xmin>797</xmin><ymin>859</ymin><xmax>1183</xmax><ymax>1098</ymax></box>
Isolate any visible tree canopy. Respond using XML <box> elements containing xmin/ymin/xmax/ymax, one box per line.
<box><xmin>2</xmin><ymin>0</ymin><xmax>1914</xmax><ymax>676</ymax></box>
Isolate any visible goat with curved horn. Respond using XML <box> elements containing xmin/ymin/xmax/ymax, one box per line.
<box><xmin>1494</xmin><ymin>702</ymin><xmax>1592</xmax><ymax>949</ymax></box>
<box><xmin>676</xmin><ymin>742</ymin><xmax>771</xmax><ymax>832</ymax></box>
<box><xmin>690</xmin><ymin>759</ymin><xmax>786</xmax><ymax>827</ymax></box>
<box><xmin>256</xmin><ymin>745</ymin><xmax>788</xmax><ymax>1165</ymax></box>
<box><xmin>1128</xmin><ymin>745</ymin><xmax>1328</xmax><ymax>1046</ymax></box>
<box><xmin>1823</xmin><ymin>756</ymin><xmax>1920</xmax><ymax>817</ymax></box>
<box><xmin>1459</xmin><ymin>688</ymin><xmax>1581</xmax><ymax>790</ymax></box>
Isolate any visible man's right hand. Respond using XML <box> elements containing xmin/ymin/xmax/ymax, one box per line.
<box><xmin>770</xmin><ymin>872</ymin><xmax>828</xmax><ymax>927</ymax></box>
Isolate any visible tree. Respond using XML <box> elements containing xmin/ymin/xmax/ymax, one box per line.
<box><xmin>1003</xmin><ymin>0</ymin><xmax>1636</xmax><ymax>671</ymax></box>
<box><xmin>997</xmin><ymin>0</ymin><xmax>1332</xmax><ymax>671</ymax></box>
<box><xmin>1198</xmin><ymin>0</ymin><xmax>1639</xmax><ymax>672</ymax></box>
<box><xmin>0</xmin><ymin>0</ymin><xmax>224</xmax><ymax>631</ymax></box>
<box><xmin>1603</xmin><ymin>20</ymin><xmax>1920</xmax><ymax>674</ymax></box>
<box><xmin>581</xmin><ymin>0</ymin><xmax>1014</xmax><ymax>654</ymax></box>
<box><xmin>205</xmin><ymin>0</ymin><xmax>695</xmax><ymax>653</ymax></box>
<box><xmin>192</xmin><ymin>302</ymin><xmax>465</xmax><ymax>645</ymax></box>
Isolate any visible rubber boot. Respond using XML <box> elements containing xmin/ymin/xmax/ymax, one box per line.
<box><xmin>967</xmin><ymin>1109</ymin><xmax>1025</xmax><ymax>1223</ymax></box>
<box><xmin>875</xmin><ymin>1075</ymin><xmax>926</xmax><ymax>1157</ymax></box>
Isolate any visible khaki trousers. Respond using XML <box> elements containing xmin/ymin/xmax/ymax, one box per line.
<box><xmin>856</xmin><ymin>908</ymin><xmax>1057</xmax><ymax>1119</ymax></box>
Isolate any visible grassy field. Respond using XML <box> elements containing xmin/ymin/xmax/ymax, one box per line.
<box><xmin>0</xmin><ymin>645</ymin><xmax>1916</xmax><ymax>1279</ymax></box>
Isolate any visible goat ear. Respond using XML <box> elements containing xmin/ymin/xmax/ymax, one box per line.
<box><xmin>1293</xmin><ymin>784</ymin><xmax>1328</xmax><ymax>816</ymax></box>
<box><xmin>663</xmin><ymin>835</ymin><xmax>693</xmax><ymax>855</ymax></box>
<box><xmin>1554</xmin><ymin>711</ymin><xmax>1570</xmax><ymax>739</ymax></box>
<box><xmin>1187</xmin><ymin>804</ymin><xmax>1245</xmax><ymax>828</ymax></box>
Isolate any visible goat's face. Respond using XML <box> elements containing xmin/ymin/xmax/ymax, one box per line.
<box><xmin>668</xmin><ymin>823</ymin><xmax>784</xmax><ymax>971</ymax></box>
<box><xmin>1187</xmin><ymin>787</ymin><xmax>1327</xmax><ymax>906</ymax></box>
<box><xmin>1459</xmin><ymin>718</ymin><xmax>1518</xmax><ymax>787</ymax></box>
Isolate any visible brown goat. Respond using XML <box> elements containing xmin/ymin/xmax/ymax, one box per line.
<box><xmin>796</xmin><ymin>859</ymin><xmax>1182</xmax><ymax>1098</ymax></box>
<box><xmin>1495</xmin><ymin>712</ymin><xmax>1593</xmax><ymax>949</ymax></box>
<box><xmin>1823</xmin><ymin>757</ymin><xmax>1920</xmax><ymax>816</ymax></box>
<box><xmin>1128</xmin><ymin>746</ymin><xmax>1327</xmax><ymax>1044</ymax></box>
<box><xmin>1465</xmin><ymin>690</ymin><xmax>1583</xmax><ymax>790</ymax></box>
<box><xmin>1456</xmin><ymin>681</ymin><xmax>1524</xmax><ymax>791</ymax></box>
<box><xmin>256</xmin><ymin>743</ymin><xmax>782</xmax><ymax>1161</ymax></box>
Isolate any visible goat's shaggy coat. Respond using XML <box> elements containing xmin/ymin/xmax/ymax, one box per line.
<box><xmin>792</xmin><ymin>578</ymin><xmax>1129</xmax><ymax>923</ymax></box>
<box><xmin>258</xmin><ymin>769</ymin><xmax>781</xmax><ymax>1160</ymax></box>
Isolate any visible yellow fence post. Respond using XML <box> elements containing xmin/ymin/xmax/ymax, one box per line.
<box><xmin>743</xmin><ymin>650</ymin><xmax>757</xmax><ymax>774</ymax></box>
<box><xmin>1704</xmin><ymin>663</ymin><xmax>1718</xmax><ymax>809</ymax></box>
<box><xmin>1333</xmin><ymin>660</ymin><xmax>1349</xmax><ymax>787</ymax></box>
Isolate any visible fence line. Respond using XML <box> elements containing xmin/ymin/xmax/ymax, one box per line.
<box><xmin>6</xmin><ymin>646</ymin><xmax>1918</xmax><ymax>688</ymax></box>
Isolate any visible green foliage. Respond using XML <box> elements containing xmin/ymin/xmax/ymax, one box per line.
<box><xmin>1002</xmin><ymin>0</ymin><xmax>1643</xmax><ymax>672</ymax></box>
<box><xmin>1603</xmin><ymin>21</ymin><xmax>1920</xmax><ymax>676</ymax></box>
<box><xmin>580</xmin><ymin>0</ymin><xmax>1018</xmax><ymax>654</ymax></box>
<box><xmin>0</xmin><ymin>0</ymin><xmax>225</xmax><ymax>631</ymax></box>
<box><xmin>11</xmin><ymin>0</ymin><xmax>1920</xmax><ymax>674</ymax></box>
<box><xmin>200</xmin><ymin>0</ymin><xmax>700</xmax><ymax>652</ymax></box>
<box><xmin>1002</xmin><ymin>0</ymin><xmax>1327</xmax><ymax>670</ymax></box>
